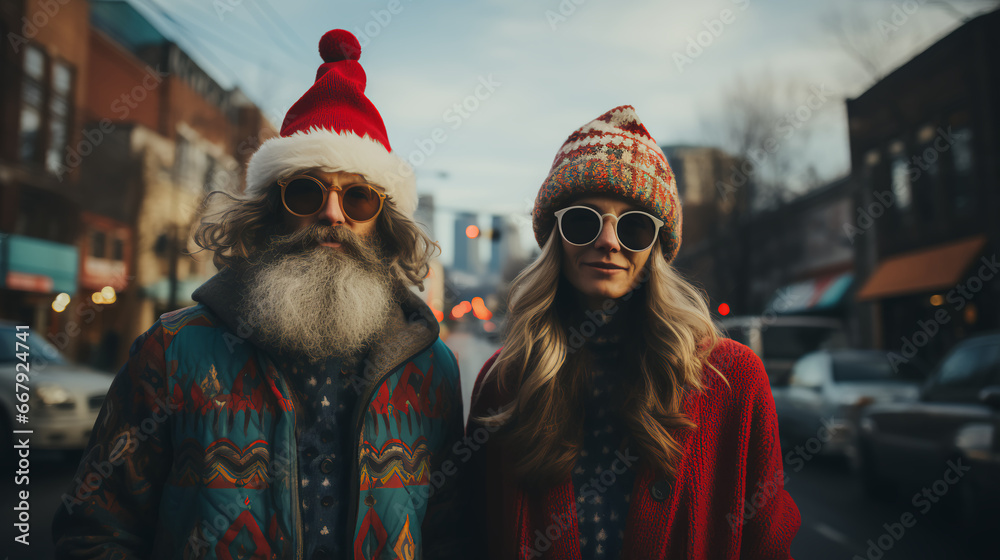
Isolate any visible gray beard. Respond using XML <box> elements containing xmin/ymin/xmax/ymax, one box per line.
<box><xmin>242</xmin><ymin>226</ymin><xmax>397</xmax><ymax>363</ymax></box>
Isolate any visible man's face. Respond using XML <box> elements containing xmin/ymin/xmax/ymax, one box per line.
<box><xmin>280</xmin><ymin>170</ymin><xmax>380</xmax><ymax>244</ymax></box>
<box><xmin>240</xmin><ymin>170</ymin><xmax>397</xmax><ymax>362</ymax></box>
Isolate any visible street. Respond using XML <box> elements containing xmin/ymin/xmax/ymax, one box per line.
<box><xmin>1</xmin><ymin>332</ymin><xmax>986</xmax><ymax>559</ymax></box>
<box><xmin>443</xmin><ymin>327</ymin><xmax>502</xmax><ymax>425</ymax></box>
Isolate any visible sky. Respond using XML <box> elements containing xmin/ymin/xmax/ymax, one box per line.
<box><xmin>124</xmin><ymin>0</ymin><xmax>994</xmax><ymax>264</ymax></box>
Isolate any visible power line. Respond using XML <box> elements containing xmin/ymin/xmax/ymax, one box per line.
<box><xmin>137</xmin><ymin>0</ymin><xmax>298</xmax><ymax>76</ymax></box>
<box><xmin>247</xmin><ymin>0</ymin><xmax>309</xmax><ymax>54</ymax></box>
<box><xmin>130</xmin><ymin>0</ymin><xmax>242</xmax><ymax>85</ymax></box>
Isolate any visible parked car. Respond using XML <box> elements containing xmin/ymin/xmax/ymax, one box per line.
<box><xmin>0</xmin><ymin>321</ymin><xmax>114</xmax><ymax>454</ymax></box>
<box><xmin>718</xmin><ymin>315</ymin><xmax>849</xmax><ymax>387</ymax></box>
<box><xmin>775</xmin><ymin>349</ymin><xmax>927</xmax><ymax>460</ymax></box>
<box><xmin>856</xmin><ymin>332</ymin><xmax>1000</xmax><ymax>533</ymax></box>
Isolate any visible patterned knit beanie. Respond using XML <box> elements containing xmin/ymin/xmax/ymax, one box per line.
<box><xmin>532</xmin><ymin>105</ymin><xmax>682</xmax><ymax>262</ymax></box>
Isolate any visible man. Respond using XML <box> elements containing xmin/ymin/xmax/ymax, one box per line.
<box><xmin>53</xmin><ymin>29</ymin><xmax>464</xmax><ymax>559</ymax></box>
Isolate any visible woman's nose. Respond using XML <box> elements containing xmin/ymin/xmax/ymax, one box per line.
<box><xmin>592</xmin><ymin>216</ymin><xmax>620</xmax><ymax>252</ymax></box>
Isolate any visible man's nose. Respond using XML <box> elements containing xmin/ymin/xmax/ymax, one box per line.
<box><xmin>592</xmin><ymin>216</ymin><xmax>620</xmax><ymax>252</ymax></box>
<box><xmin>317</xmin><ymin>189</ymin><xmax>346</xmax><ymax>225</ymax></box>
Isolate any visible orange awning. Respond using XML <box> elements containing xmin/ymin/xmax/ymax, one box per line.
<box><xmin>855</xmin><ymin>235</ymin><xmax>988</xmax><ymax>301</ymax></box>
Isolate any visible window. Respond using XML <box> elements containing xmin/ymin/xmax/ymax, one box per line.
<box><xmin>175</xmin><ymin>136</ymin><xmax>207</xmax><ymax>190</ymax></box>
<box><xmin>888</xmin><ymin>140</ymin><xmax>911</xmax><ymax>211</ymax></box>
<box><xmin>174</xmin><ymin>135</ymin><xmax>191</xmax><ymax>181</ymax></box>
<box><xmin>91</xmin><ymin>230</ymin><xmax>107</xmax><ymax>259</ymax></box>
<box><xmin>726</xmin><ymin>326</ymin><xmax>752</xmax><ymax>347</ymax></box>
<box><xmin>790</xmin><ymin>353</ymin><xmax>827</xmax><ymax>388</ymax></box>
<box><xmin>936</xmin><ymin>340</ymin><xmax>1000</xmax><ymax>389</ymax></box>
<box><xmin>911</xmin><ymin>124</ymin><xmax>940</xmax><ymax>225</ymax></box>
<box><xmin>950</xmin><ymin>126</ymin><xmax>974</xmax><ymax>214</ymax></box>
<box><xmin>111</xmin><ymin>237</ymin><xmax>124</xmax><ymax>261</ymax></box>
<box><xmin>17</xmin><ymin>44</ymin><xmax>75</xmax><ymax>176</ymax></box>
<box><xmin>46</xmin><ymin>61</ymin><xmax>73</xmax><ymax>175</ymax></box>
<box><xmin>762</xmin><ymin>326</ymin><xmax>845</xmax><ymax>360</ymax></box>
<box><xmin>832</xmin><ymin>352</ymin><xmax>896</xmax><ymax>382</ymax></box>
<box><xmin>19</xmin><ymin>45</ymin><xmax>45</xmax><ymax>162</ymax></box>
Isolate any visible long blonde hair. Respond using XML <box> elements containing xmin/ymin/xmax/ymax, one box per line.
<box><xmin>477</xmin><ymin>227</ymin><xmax>726</xmax><ymax>486</ymax></box>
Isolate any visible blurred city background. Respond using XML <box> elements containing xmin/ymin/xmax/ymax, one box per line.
<box><xmin>1</xmin><ymin>0</ymin><xmax>999</xmax><ymax>558</ymax></box>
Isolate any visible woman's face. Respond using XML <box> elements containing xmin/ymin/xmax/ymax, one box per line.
<box><xmin>559</xmin><ymin>196</ymin><xmax>653</xmax><ymax>310</ymax></box>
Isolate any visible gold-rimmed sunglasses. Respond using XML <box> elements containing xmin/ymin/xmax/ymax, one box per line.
<box><xmin>277</xmin><ymin>174</ymin><xmax>387</xmax><ymax>223</ymax></box>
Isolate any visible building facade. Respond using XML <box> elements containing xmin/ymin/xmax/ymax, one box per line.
<box><xmin>848</xmin><ymin>9</ymin><xmax>999</xmax><ymax>365</ymax></box>
<box><xmin>1</xmin><ymin>0</ymin><xmax>275</xmax><ymax>369</ymax></box>
<box><xmin>1</xmin><ymin>0</ymin><xmax>93</xmax><ymax>351</ymax></box>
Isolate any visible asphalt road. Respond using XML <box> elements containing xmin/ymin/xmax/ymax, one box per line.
<box><xmin>1</xmin><ymin>331</ymin><xmax>986</xmax><ymax>558</ymax></box>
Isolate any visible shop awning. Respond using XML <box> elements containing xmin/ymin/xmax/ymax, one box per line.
<box><xmin>856</xmin><ymin>234</ymin><xmax>987</xmax><ymax>301</ymax></box>
<box><xmin>766</xmin><ymin>271</ymin><xmax>854</xmax><ymax>314</ymax></box>
<box><xmin>0</xmin><ymin>234</ymin><xmax>79</xmax><ymax>294</ymax></box>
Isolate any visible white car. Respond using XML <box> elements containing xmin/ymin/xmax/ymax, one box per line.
<box><xmin>776</xmin><ymin>349</ymin><xmax>927</xmax><ymax>460</ymax></box>
<box><xmin>0</xmin><ymin>321</ymin><xmax>114</xmax><ymax>453</ymax></box>
<box><xmin>718</xmin><ymin>315</ymin><xmax>849</xmax><ymax>387</ymax></box>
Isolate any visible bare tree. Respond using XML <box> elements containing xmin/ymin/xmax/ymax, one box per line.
<box><xmin>701</xmin><ymin>74</ymin><xmax>816</xmax><ymax>213</ymax></box>
<box><xmin>823</xmin><ymin>0</ymin><xmax>1000</xmax><ymax>87</ymax></box>
<box><xmin>822</xmin><ymin>8</ymin><xmax>895</xmax><ymax>83</ymax></box>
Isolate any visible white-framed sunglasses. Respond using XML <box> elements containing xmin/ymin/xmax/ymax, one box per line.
<box><xmin>554</xmin><ymin>205</ymin><xmax>664</xmax><ymax>252</ymax></box>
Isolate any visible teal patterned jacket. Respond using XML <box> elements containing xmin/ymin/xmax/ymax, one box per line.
<box><xmin>52</xmin><ymin>285</ymin><xmax>464</xmax><ymax>559</ymax></box>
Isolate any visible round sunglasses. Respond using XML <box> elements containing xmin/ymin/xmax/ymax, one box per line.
<box><xmin>277</xmin><ymin>174</ymin><xmax>387</xmax><ymax>223</ymax></box>
<box><xmin>554</xmin><ymin>205</ymin><xmax>664</xmax><ymax>252</ymax></box>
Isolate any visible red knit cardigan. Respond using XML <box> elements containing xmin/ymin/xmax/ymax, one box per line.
<box><xmin>465</xmin><ymin>338</ymin><xmax>800</xmax><ymax>559</ymax></box>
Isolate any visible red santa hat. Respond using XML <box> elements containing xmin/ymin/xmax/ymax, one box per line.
<box><xmin>245</xmin><ymin>29</ymin><xmax>417</xmax><ymax>217</ymax></box>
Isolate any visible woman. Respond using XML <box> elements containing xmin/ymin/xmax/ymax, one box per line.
<box><xmin>466</xmin><ymin>106</ymin><xmax>800</xmax><ymax>559</ymax></box>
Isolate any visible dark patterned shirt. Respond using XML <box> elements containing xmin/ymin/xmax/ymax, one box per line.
<box><xmin>572</xmin><ymin>323</ymin><xmax>635</xmax><ymax>560</ymax></box>
<box><xmin>269</xmin><ymin>350</ymin><xmax>366</xmax><ymax>560</ymax></box>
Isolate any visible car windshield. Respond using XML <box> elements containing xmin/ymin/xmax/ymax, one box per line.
<box><xmin>725</xmin><ymin>327</ymin><xmax>752</xmax><ymax>347</ymax></box>
<box><xmin>762</xmin><ymin>326</ymin><xmax>846</xmax><ymax>360</ymax></box>
<box><xmin>832</xmin><ymin>353</ymin><xmax>899</xmax><ymax>382</ymax></box>
<box><xmin>0</xmin><ymin>327</ymin><xmax>69</xmax><ymax>366</ymax></box>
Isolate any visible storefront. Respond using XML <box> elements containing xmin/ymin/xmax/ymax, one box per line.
<box><xmin>0</xmin><ymin>232</ymin><xmax>79</xmax><ymax>344</ymax></box>
<box><xmin>765</xmin><ymin>271</ymin><xmax>854</xmax><ymax>317</ymax></box>
<box><xmin>855</xmin><ymin>235</ymin><xmax>999</xmax><ymax>367</ymax></box>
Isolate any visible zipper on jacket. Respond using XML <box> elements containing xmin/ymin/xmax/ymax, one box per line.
<box><xmin>346</xmin><ymin>339</ymin><xmax>437</xmax><ymax>550</ymax></box>
<box><xmin>264</xmin><ymin>356</ymin><xmax>304</xmax><ymax>560</ymax></box>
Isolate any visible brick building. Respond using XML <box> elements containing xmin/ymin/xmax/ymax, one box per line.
<box><xmin>1</xmin><ymin>0</ymin><xmax>275</xmax><ymax>369</ymax></box>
